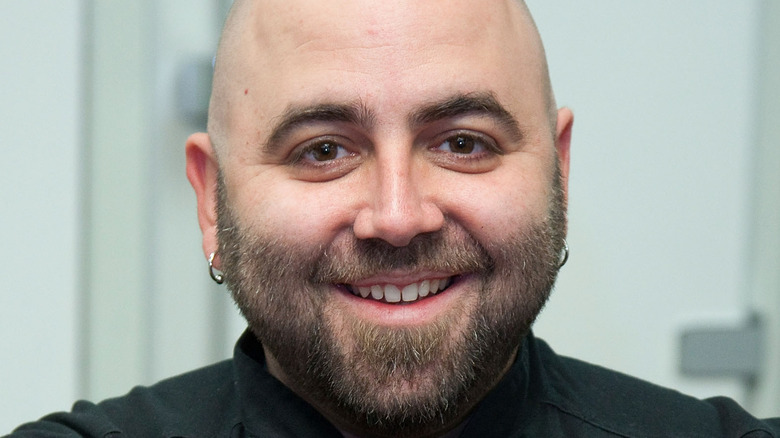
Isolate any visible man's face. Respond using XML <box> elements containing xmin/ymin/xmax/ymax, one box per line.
<box><xmin>191</xmin><ymin>0</ymin><xmax>572</xmax><ymax>436</ymax></box>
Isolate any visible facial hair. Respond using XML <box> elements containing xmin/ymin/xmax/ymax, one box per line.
<box><xmin>216</xmin><ymin>169</ymin><xmax>566</xmax><ymax>438</ymax></box>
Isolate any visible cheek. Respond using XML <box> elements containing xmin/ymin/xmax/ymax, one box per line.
<box><xmin>231</xmin><ymin>174</ymin><xmax>359</xmax><ymax>245</ymax></box>
<box><xmin>440</xmin><ymin>163</ymin><xmax>552</xmax><ymax>243</ymax></box>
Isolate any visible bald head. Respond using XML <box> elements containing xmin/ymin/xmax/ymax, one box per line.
<box><xmin>207</xmin><ymin>0</ymin><xmax>556</xmax><ymax>158</ymax></box>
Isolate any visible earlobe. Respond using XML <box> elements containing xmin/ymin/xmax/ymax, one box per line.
<box><xmin>555</xmin><ymin>107</ymin><xmax>574</xmax><ymax>193</ymax></box>
<box><xmin>185</xmin><ymin>132</ymin><xmax>221</xmax><ymax>266</ymax></box>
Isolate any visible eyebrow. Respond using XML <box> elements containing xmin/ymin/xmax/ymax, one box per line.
<box><xmin>265</xmin><ymin>101</ymin><xmax>375</xmax><ymax>154</ymax></box>
<box><xmin>408</xmin><ymin>92</ymin><xmax>524</xmax><ymax>142</ymax></box>
<box><xmin>263</xmin><ymin>91</ymin><xmax>523</xmax><ymax>154</ymax></box>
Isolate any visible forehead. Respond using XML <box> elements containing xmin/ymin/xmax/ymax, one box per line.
<box><xmin>218</xmin><ymin>0</ymin><xmax>547</xmax><ymax>144</ymax></box>
<box><xmin>255</xmin><ymin>0</ymin><xmax>511</xmax><ymax>53</ymax></box>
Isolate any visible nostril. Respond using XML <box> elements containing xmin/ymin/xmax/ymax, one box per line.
<box><xmin>353</xmin><ymin>203</ymin><xmax>445</xmax><ymax>247</ymax></box>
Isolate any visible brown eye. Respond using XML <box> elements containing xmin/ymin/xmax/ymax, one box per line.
<box><xmin>288</xmin><ymin>135</ymin><xmax>361</xmax><ymax>181</ymax></box>
<box><xmin>448</xmin><ymin>135</ymin><xmax>475</xmax><ymax>154</ymax></box>
<box><xmin>429</xmin><ymin>131</ymin><xmax>502</xmax><ymax>173</ymax></box>
<box><xmin>305</xmin><ymin>141</ymin><xmax>345</xmax><ymax>162</ymax></box>
<box><xmin>437</xmin><ymin>134</ymin><xmax>489</xmax><ymax>155</ymax></box>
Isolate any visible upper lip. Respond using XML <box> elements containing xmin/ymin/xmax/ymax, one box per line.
<box><xmin>347</xmin><ymin>270</ymin><xmax>459</xmax><ymax>288</ymax></box>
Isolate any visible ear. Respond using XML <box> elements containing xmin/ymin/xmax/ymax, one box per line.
<box><xmin>185</xmin><ymin>132</ymin><xmax>221</xmax><ymax>268</ymax></box>
<box><xmin>554</xmin><ymin>107</ymin><xmax>574</xmax><ymax>197</ymax></box>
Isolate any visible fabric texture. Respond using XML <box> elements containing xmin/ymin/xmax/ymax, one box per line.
<box><xmin>8</xmin><ymin>330</ymin><xmax>780</xmax><ymax>437</ymax></box>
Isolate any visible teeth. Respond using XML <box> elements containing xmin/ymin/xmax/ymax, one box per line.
<box><xmin>384</xmin><ymin>285</ymin><xmax>401</xmax><ymax>303</ymax></box>
<box><xmin>419</xmin><ymin>280</ymin><xmax>430</xmax><ymax>297</ymax></box>
<box><xmin>371</xmin><ymin>285</ymin><xmax>383</xmax><ymax>300</ymax></box>
<box><xmin>350</xmin><ymin>277</ymin><xmax>452</xmax><ymax>303</ymax></box>
<box><xmin>401</xmin><ymin>283</ymin><xmax>418</xmax><ymax>302</ymax></box>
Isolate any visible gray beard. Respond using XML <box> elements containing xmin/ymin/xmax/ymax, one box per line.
<box><xmin>216</xmin><ymin>171</ymin><xmax>566</xmax><ymax>438</ymax></box>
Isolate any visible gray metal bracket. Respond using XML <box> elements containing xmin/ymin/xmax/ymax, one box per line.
<box><xmin>680</xmin><ymin>313</ymin><xmax>765</xmax><ymax>382</ymax></box>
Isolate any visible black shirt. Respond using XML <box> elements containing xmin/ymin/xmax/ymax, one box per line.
<box><xmin>9</xmin><ymin>330</ymin><xmax>780</xmax><ymax>437</ymax></box>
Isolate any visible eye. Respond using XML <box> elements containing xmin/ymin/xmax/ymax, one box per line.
<box><xmin>300</xmin><ymin>140</ymin><xmax>352</xmax><ymax>162</ymax></box>
<box><xmin>287</xmin><ymin>137</ymin><xmax>361</xmax><ymax>182</ymax></box>
<box><xmin>428</xmin><ymin>131</ymin><xmax>502</xmax><ymax>173</ymax></box>
<box><xmin>439</xmin><ymin>134</ymin><xmax>481</xmax><ymax>154</ymax></box>
<box><xmin>435</xmin><ymin>132</ymin><xmax>500</xmax><ymax>156</ymax></box>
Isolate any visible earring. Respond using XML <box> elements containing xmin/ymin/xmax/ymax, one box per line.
<box><xmin>558</xmin><ymin>240</ymin><xmax>569</xmax><ymax>269</ymax></box>
<box><xmin>208</xmin><ymin>251</ymin><xmax>225</xmax><ymax>284</ymax></box>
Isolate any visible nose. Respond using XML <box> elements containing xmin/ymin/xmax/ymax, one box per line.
<box><xmin>353</xmin><ymin>155</ymin><xmax>445</xmax><ymax>247</ymax></box>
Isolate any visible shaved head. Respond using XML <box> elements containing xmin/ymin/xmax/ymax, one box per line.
<box><xmin>207</xmin><ymin>0</ymin><xmax>557</xmax><ymax>158</ymax></box>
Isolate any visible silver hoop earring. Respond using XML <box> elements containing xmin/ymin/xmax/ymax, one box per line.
<box><xmin>208</xmin><ymin>251</ymin><xmax>224</xmax><ymax>284</ymax></box>
<box><xmin>558</xmin><ymin>240</ymin><xmax>569</xmax><ymax>269</ymax></box>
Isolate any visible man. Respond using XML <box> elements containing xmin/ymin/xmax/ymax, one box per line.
<box><xmin>9</xmin><ymin>0</ymin><xmax>780</xmax><ymax>437</ymax></box>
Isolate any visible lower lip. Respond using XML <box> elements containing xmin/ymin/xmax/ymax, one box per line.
<box><xmin>333</xmin><ymin>277</ymin><xmax>473</xmax><ymax>326</ymax></box>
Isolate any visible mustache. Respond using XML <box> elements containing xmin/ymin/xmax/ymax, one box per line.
<box><xmin>311</xmin><ymin>223</ymin><xmax>495</xmax><ymax>284</ymax></box>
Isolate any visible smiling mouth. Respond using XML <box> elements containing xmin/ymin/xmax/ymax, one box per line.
<box><xmin>343</xmin><ymin>277</ymin><xmax>455</xmax><ymax>304</ymax></box>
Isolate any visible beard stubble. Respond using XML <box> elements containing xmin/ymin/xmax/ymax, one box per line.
<box><xmin>216</xmin><ymin>169</ymin><xmax>566</xmax><ymax>438</ymax></box>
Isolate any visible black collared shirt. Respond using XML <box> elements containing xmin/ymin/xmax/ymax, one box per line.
<box><xmin>9</xmin><ymin>330</ymin><xmax>780</xmax><ymax>437</ymax></box>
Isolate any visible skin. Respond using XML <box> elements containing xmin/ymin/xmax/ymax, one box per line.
<box><xmin>186</xmin><ymin>0</ymin><xmax>573</xmax><ymax>436</ymax></box>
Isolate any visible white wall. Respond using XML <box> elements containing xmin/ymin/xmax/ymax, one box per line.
<box><xmin>81</xmin><ymin>0</ymin><xmax>242</xmax><ymax>402</ymax></box>
<box><xmin>0</xmin><ymin>0</ymin><xmax>83</xmax><ymax>432</ymax></box>
<box><xmin>529</xmin><ymin>0</ymin><xmax>777</xmax><ymax>413</ymax></box>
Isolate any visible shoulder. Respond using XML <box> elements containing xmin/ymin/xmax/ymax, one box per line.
<box><xmin>98</xmin><ymin>359</ymin><xmax>240</xmax><ymax>434</ymax></box>
<box><xmin>532</xmin><ymin>337</ymin><xmax>779</xmax><ymax>438</ymax></box>
<box><xmin>9</xmin><ymin>360</ymin><xmax>239</xmax><ymax>438</ymax></box>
